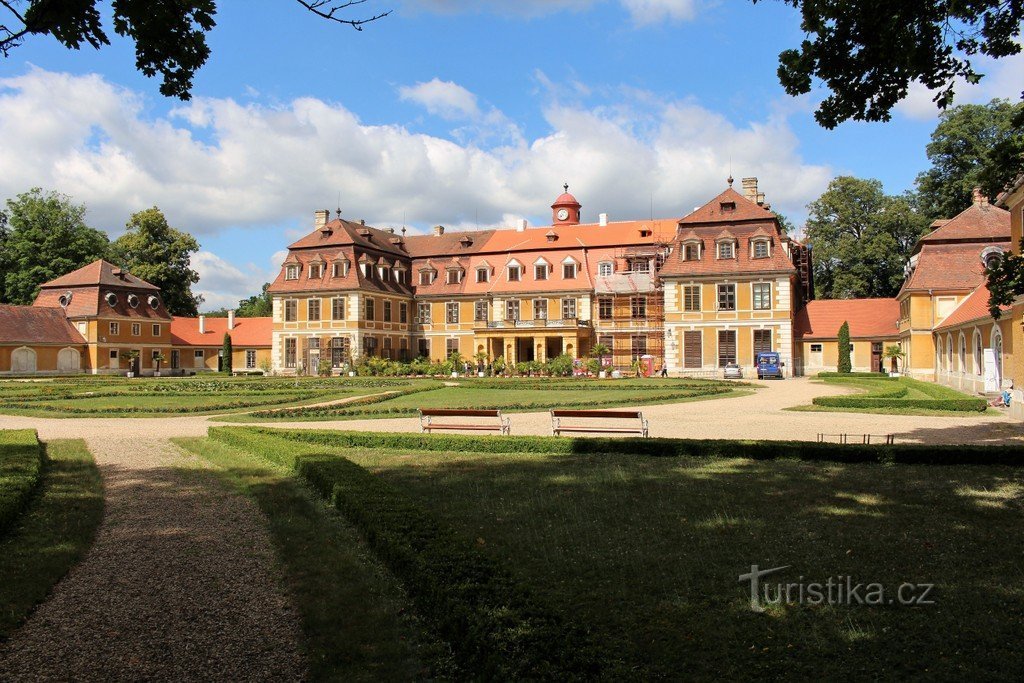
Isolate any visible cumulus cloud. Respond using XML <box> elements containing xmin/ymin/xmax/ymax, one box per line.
<box><xmin>0</xmin><ymin>67</ymin><xmax>831</xmax><ymax>304</ymax></box>
<box><xmin>399</xmin><ymin>78</ymin><xmax>480</xmax><ymax>120</ymax></box>
<box><xmin>895</xmin><ymin>48</ymin><xmax>1024</xmax><ymax>120</ymax></box>
<box><xmin>620</xmin><ymin>0</ymin><xmax>697</xmax><ymax>25</ymax></box>
<box><xmin>191</xmin><ymin>250</ymin><xmax>278</xmax><ymax>311</ymax></box>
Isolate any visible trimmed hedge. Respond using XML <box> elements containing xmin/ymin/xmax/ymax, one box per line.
<box><xmin>0</xmin><ymin>393</ymin><xmax>320</xmax><ymax>415</ymax></box>
<box><xmin>211</xmin><ymin>426</ymin><xmax>1024</xmax><ymax>467</ymax></box>
<box><xmin>210</xmin><ymin>428</ymin><xmax>608</xmax><ymax>678</ymax></box>
<box><xmin>813</xmin><ymin>396</ymin><xmax>987</xmax><ymax>412</ymax></box>
<box><xmin>0</xmin><ymin>430</ymin><xmax>44</xmax><ymax>538</ymax></box>
<box><xmin>249</xmin><ymin>385</ymin><xmax>441</xmax><ymax>419</ymax></box>
<box><xmin>817</xmin><ymin>372</ymin><xmax>897</xmax><ymax>380</ymax></box>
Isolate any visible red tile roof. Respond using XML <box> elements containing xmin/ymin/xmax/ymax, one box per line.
<box><xmin>678</xmin><ymin>187</ymin><xmax>776</xmax><ymax>225</ymax></box>
<box><xmin>40</xmin><ymin>260</ymin><xmax>159</xmax><ymax>291</ymax></box>
<box><xmin>170</xmin><ymin>316</ymin><xmax>272</xmax><ymax>347</ymax></box>
<box><xmin>934</xmin><ymin>284</ymin><xmax>1008</xmax><ymax>331</ymax></box>
<box><xmin>794</xmin><ymin>298</ymin><xmax>900</xmax><ymax>339</ymax></box>
<box><xmin>659</xmin><ymin>221</ymin><xmax>795</xmax><ymax>277</ymax></box>
<box><xmin>287</xmin><ymin>219</ymin><xmax>410</xmax><ymax>257</ymax></box>
<box><xmin>900</xmin><ymin>241</ymin><xmax>1009</xmax><ymax>293</ymax></box>
<box><xmin>919</xmin><ymin>202</ymin><xmax>1010</xmax><ymax>245</ymax></box>
<box><xmin>0</xmin><ymin>305</ymin><xmax>86</xmax><ymax>345</ymax></box>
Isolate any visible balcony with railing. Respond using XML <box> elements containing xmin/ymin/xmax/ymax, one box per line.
<box><xmin>474</xmin><ymin>318</ymin><xmax>592</xmax><ymax>330</ymax></box>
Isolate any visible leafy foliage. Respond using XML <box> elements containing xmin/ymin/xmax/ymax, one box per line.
<box><xmin>760</xmin><ymin>0</ymin><xmax>1024</xmax><ymax>128</ymax></box>
<box><xmin>1</xmin><ymin>1</ymin><xmax>388</xmax><ymax>100</ymax></box>
<box><xmin>222</xmin><ymin>333</ymin><xmax>233</xmax><ymax>374</ymax></box>
<box><xmin>109</xmin><ymin>207</ymin><xmax>201</xmax><ymax>316</ymax></box>
<box><xmin>0</xmin><ymin>430</ymin><xmax>44</xmax><ymax>539</ymax></box>
<box><xmin>984</xmin><ymin>245</ymin><xmax>1024</xmax><ymax>318</ymax></box>
<box><xmin>804</xmin><ymin>177</ymin><xmax>931</xmax><ymax>298</ymax></box>
<box><xmin>916</xmin><ymin>99</ymin><xmax>1024</xmax><ymax>219</ymax></box>
<box><xmin>837</xmin><ymin>321</ymin><xmax>852</xmax><ymax>373</ymax></box>
<box><xmin>0</xmin><ymin>188</ymin><xmax>109</xmax><ymax>305</ymax></box>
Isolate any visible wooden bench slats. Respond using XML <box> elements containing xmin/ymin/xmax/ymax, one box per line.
<box><xmin>419</xmin><ymin>408</ymin><xmax>510</xmax><ymax>435</ymax></box>
<box><xmin>550</xmin><ymin>409</ymin><xmax>649</xmax><ymax>438</ymax></box>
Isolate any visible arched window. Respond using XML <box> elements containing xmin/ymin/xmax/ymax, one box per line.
<box><xmin>946</xmin><ymin>334</ymin><xmax>953</xmax><ymax>372</ymax></box>
<box><xmin>936</xmin><ymin>337</ymin><xmax>943</xmax><ymax>372</ymax></box>
<box><xmin>958</xmin><ymin>333</ymin><xmax>966</xmax><ymax>374</ymax></box>
<box><xmin>993</xmin><ymin>328</ymin><xmax>1004</xmax><ymax>380</ymax></box>
<box><xmin>974</xmin><ymin>331</ymin><xmax>983</xmax><ymax>375</ymax></box>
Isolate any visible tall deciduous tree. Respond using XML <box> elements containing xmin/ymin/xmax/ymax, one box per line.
<box><xmin>804</xmin><ymin>177</ymin><xmax>931</xmax><ymax>299</ymax></box>
<box><xmin>0</xmin><ymin>1</ymin><xmax>389</xmax><ymax>100</ymax></box>
<box><xmin>757</xmin><ymin>0</ymin><xmax>1024</xmax><ymax>128</ymax></box>
<box><xmin>916</xmin><ymin>99</ymin><xmax>1024</xmax><ymax>220</ymax></box>
<box><xmin>1</xmin><ymin>188</ymin><xmax>109</xmax><ymax>305</ymax></box>
<box><xmin>109</xmin><ymin>207</ymin><xmax>202</xmax><ymax>316</ymax></box>
<box><xmin>236</xmin><ymin>283</ymin><xmax>272</xmax><ymax>317</ymax></box>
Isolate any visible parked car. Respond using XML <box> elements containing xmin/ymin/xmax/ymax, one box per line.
<box><xmin>755</xmin><ymin>352</ymin><xmax>784</xmax><ymax>380</ymax></box>
<box><xmin>723</xmin><ymin>362</ymin><xmax>743</xmax><ymax>379</ymax></box>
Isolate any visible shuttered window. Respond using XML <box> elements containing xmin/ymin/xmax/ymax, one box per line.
<box><xmin>684</xmin><ymin>331</ymin><xmax>702</xmax><ymax>369</ymax></box>
<box><xmin>718</xmin><ymin>330</ymin><xmax>737</xmax><ymax>367</ymax></box>
<box><xmin>753</xmin><ymin>329</ymin><xmax>772</xmax><ymax>362</ymax></box>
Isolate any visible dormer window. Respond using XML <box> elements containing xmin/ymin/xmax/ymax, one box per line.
<box><xmin>598</xmin><ymin>261</ymin><xmax>613</xmax><ymax>276</ymax></box>
<box><xmin>752</xmin><ymin>239</ymin><xmax>770</xmax><ymax>259</ymax></box>
<box><xmin>446</xmin><ymin>268</ymin><xmax>464</xmax><ymax>285</ymax></box>
<box><xmin>379</xmin><ymin>266</ymin><xmax>390</xmax><ymax>282</ymax></box>
<box><xmin>628</xmin><ymin>258</ymin><xmax>650</xmax><ymax>273</ymax></box>
<box><xmin>104</xmin><ymin>292</ymin><xmax>118</xmax><ymax>307</ymax></box>
<box><xmin>285</xmin><ymin>265</ymin><xmax>299</xmax><ymax>280</ymax></box>
<box><xmin>309</xmin><ymin>263</ymin><xmax>323</xmax><ymax>279</ymax></box>
<box><xmin>563</xmin><ymin>262</ymin><xmax>577</xmax><ymax>279</ymax></box>
<box><xmin>332</xmin><ymin>261</ymin><xmax>349</xmax><ymax>278</ymax></box>
<box><xmin>419</xmin><ymin>270</ymin><xmax>436</xmax><ymax>286</ymax></box>
<box><xmin>127</xmin><ymin>293</ymin><xmax>140</xmax><ymax>309</ymax></box>
<box><xmin>639</xmin><ymin>229</ymin><xmax>652</xmax><ymax>238</ymax></box>
<box><xmin>981</xmin><ymin>246</ymin><xmax>1004</xmax><ymax>270</ymax></box>
<box><xmin>534</xmin><ymin>263</ymin><xmax>548</xmax><ymax>280</ymax></box>
<box><xmin>476</xmin><ymin>267</ymin><xmax>489</xmax><ymax>283</ymax></box>
<box><xmin>508</xmin><ymin>265</ymin><xmax>521</xmax><ymax>282</ymax></box>
<box><xmin>720</xmin><ymin>201</ymin><xmax>736</xmax><ymax>213</ymax></box>
<box><xmin>683</xmin><ymin>242</ymin><xmax>701</xmax><ymax>261</ymax></box>
<box><xmin>717</xmin><ymin>242</ymin><xmax>735</xmax><ymax>259</ymax></box>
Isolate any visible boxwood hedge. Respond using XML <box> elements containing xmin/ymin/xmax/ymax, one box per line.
<box><xmin>0</xmin><ymin>430</ymin><xmax>44</xmax><ymax>538</ymax></box>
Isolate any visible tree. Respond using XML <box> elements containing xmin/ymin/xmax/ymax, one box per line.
<box><xmin>0</xmin><ymin>1</ymin><xmax>389</xmax><ymax>100</ymax></box>
<box><xmin>837</xmin><ymin>322</ymin><xmax>852</xmax><ymax>373</ymax></box>
<box><xmin>1</xmin><ymin>188</ymin><xmax>109</xmax><ymax>305</ymax></box>
<box><xmin>757</xmin><ymin>1</ymin><xmax>1024</xmax><ymax>128</ymax></box>
<box><xmin>916</xmin><ymin>100</ymin><xmax>1024</xmax><ymax>220</ymax></box>
<box><xmin>804</xmin><ymin>177</ymin><xmax>931</xmax><ymax>299</ymax></box>
<box><xmin>222</xmin><ymin>332</ymin><xmax>233</xmax><ymax>374</ymax></box>
<box><xmin>109</xmin><ymin>207</ymin><xmax>202</xmax><ymax>316</ymax></box>
<box><xmin>236</xmin><ymin>283</ymin><xmax>272</xmax><ymax>317</ymax></box>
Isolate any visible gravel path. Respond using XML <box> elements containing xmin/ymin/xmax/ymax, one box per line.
<box><xmin>0</xmin><ymin>437</ymin><xmax>306</xmax><ymax>682</ymax></box>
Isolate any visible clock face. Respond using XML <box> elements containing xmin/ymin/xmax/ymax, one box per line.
<box><xmin>557</xmin><ymin>208</ymin><xmax>570</xmax><ymax>221</ymax></box>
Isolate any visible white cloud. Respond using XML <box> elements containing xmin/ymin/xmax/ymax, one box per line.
<box><xmin>620</xmin><ymin>0</ymin><xmax>697</xmax><ymax>25</ymax></box>
<box><xmin>0</xmin><ymin>67</ymin><xmax>831</xmax><ymax>305</ymax></box>
<box><xmin>896</xmin><ymin>48</ymin><xmax>1024</xmax><ymax>120</ymax></box>
<box><xmin>399</xmin><ymin>78</ymin><xmax>480</xmax><ymax>120</ymax></box>
<box><xmin>401</xmin><ymin>0</ymin><xmax>698</xmax><ymax>23</ymax></box>
<box><xmin>191</xmin><ymin>250</ymin><xmax>275</xmax><ymax>311</ymax></box>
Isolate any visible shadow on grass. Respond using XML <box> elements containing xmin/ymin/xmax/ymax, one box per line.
<box><xmin>350</xmin><ymin>448</ymin><xmax>1024</xmax><ymax>680</ymax></box>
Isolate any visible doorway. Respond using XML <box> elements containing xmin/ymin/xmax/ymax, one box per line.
<box><xmin>516</xmin><ymin>338</ymin><xmax>534</xmax><ymax>363</ymax></box>
<box><xmin>871</xmin><ymin>342</ymin><xmax>883</xmax><ymax>373</ymax></box>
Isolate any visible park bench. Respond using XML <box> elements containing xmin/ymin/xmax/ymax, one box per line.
<box><xmin>550</xmin><ymin>409</ymin><xmax>649</xmax><ymax>438</ymax></box>
<box><xmin>419</xmin><ymin>408</ymin><xmax>510</xmax><ymax>435</ymax></box>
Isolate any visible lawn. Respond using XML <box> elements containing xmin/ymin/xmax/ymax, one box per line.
<box><xmin>0</xmin><ymin>376</ymin><xmax>428</xmax><ymax>418</ymax></box>
<box><xmin>0</xmin><ymin>439</ymin><xmax>104</xmax><ymax>639</ymax></box>
<box><xmin>206</xmin><ymin>427</ymin><xmax>1024</xmax><ymax>680</ymax></box>
<box><xmin>788</xmin><ymin>375</ymin><xmax>990</xmax><ymax>415</ymax></box>
<box><xmin>225</xmin><ymin>377</ymin><xmax>750</xmax><ymax>422</ymax></box>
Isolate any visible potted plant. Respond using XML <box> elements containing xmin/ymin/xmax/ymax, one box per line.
<box><xmin>152</xmin><ymin>352</ymin><xmax>166</xmax><ymax>377</ymax></box>
<box><xmin>590</xmin><ymin>343</ymin><xmax>611</xmax><ymax>378</ymax></box>
<box><xmin>883</xmin><ymin>345</ymin><xmax>904</xmax><ymax>377</ymax></box>
<box><xmin>474</xmin><ymin>351</ymin><xmax>488</xmax><ymax>377</ymax></box>
<box><xmin>120</xmin><ymin>349</ymin><xmax>141</xmax><ymax>378</ymax></box>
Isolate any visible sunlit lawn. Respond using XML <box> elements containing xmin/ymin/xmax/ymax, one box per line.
<box><xmin>336</xmin><ymin>445</ymin><xmax>1024</xmax><ymax>679</ymax></box>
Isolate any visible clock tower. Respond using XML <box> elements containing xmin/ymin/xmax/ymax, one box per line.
<box><xmin>551</xmin><ymin>183</ymin><xmax>582</xmax><ymax>226</ymax></box>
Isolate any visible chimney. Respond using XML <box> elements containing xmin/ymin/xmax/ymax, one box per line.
<box><xmin>227</xmin><ymin>310</ymin><xmax>235</xmax><ymax>331</ymax></box>
<box><xmin>741</xmin><ymin>177</ymin><xmax>766</xmax><ymax>205</ymax></box>
<box><xmin>516</xmin><ymin>219</ymin><xmax>527</xmax><ymax>232</ymax></box>
<box><xmin>972</xmin><ymin>187</ymin><xmax>988</xmax><ymax>206</ymax></box>
<box><xmin>360</xmin><ymin>219</ymin><xmax>366</xmax><ymax>225</ymax></box>
<box><xmin>599</xmin><ymin>213</ymin><xmax>608</xmax><ymax>227</ymax></box>
<box><xmin>199</xmin><ymin>315</ymin><xmax>206</xmax><ymax>335</ymax></box>
<box><xmin>314</xmin><ymin>209</ymin><xmax>330</xmax><ymax>231</ymax></box>
<box><xmin>433</xmin><ymin>225</ymin><xmax>445</xmax><ymax>236</ymax></box>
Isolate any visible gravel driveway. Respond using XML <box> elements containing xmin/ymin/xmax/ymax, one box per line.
<box><xmin>0</xmin><ymin>438</ymin><xmax>306</xmax><ymax>682</ymax></box>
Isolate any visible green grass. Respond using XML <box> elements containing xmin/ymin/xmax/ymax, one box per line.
<box><xmin>171</xmin><ymin>436</ymin><xmax>446</xmax><ymax>680</ymax></box>
<box><xmin>0</xmin><ymin>430</ymin><xmax>44</xmax><ymax>536</ymax></box>
<box><xmin>0</xmin><ymin>439</ymin><xmax>104</xmax><ymax>640</ymax></box>
<box><xmin>0</xmin><ymin>376</ymin><xmax>431</xmax><ymax>418</ymax></box>
<box><xmin>211</xmin><ymin>428</ymin><xmax>1024</xmax><ymax>680</ymax></box>
<box><xmin>791</xmin><ymin>376</ymin><xmax>989</xmax><ymax>414</ymax></box>
<box><xmin>225</xmin><ymin>378</ymin><xmax>751</xmax><ymax>423</ymax></box>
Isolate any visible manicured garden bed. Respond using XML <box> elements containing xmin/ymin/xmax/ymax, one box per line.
<box><xmin>797</xmin><ymin>375</ymin><xmax>988</xmax><ymax>414</ymax></box>
<box><xmin>203</xmin><ymin>426</ymin><xmax>1024</xmax><ymax>679</ymax></box>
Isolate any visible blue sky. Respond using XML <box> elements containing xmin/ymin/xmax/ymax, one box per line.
<box><xmin>1</xmin><ymin>0</ymin><xmax>1020</xmax><ymax>309</ymax></box>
